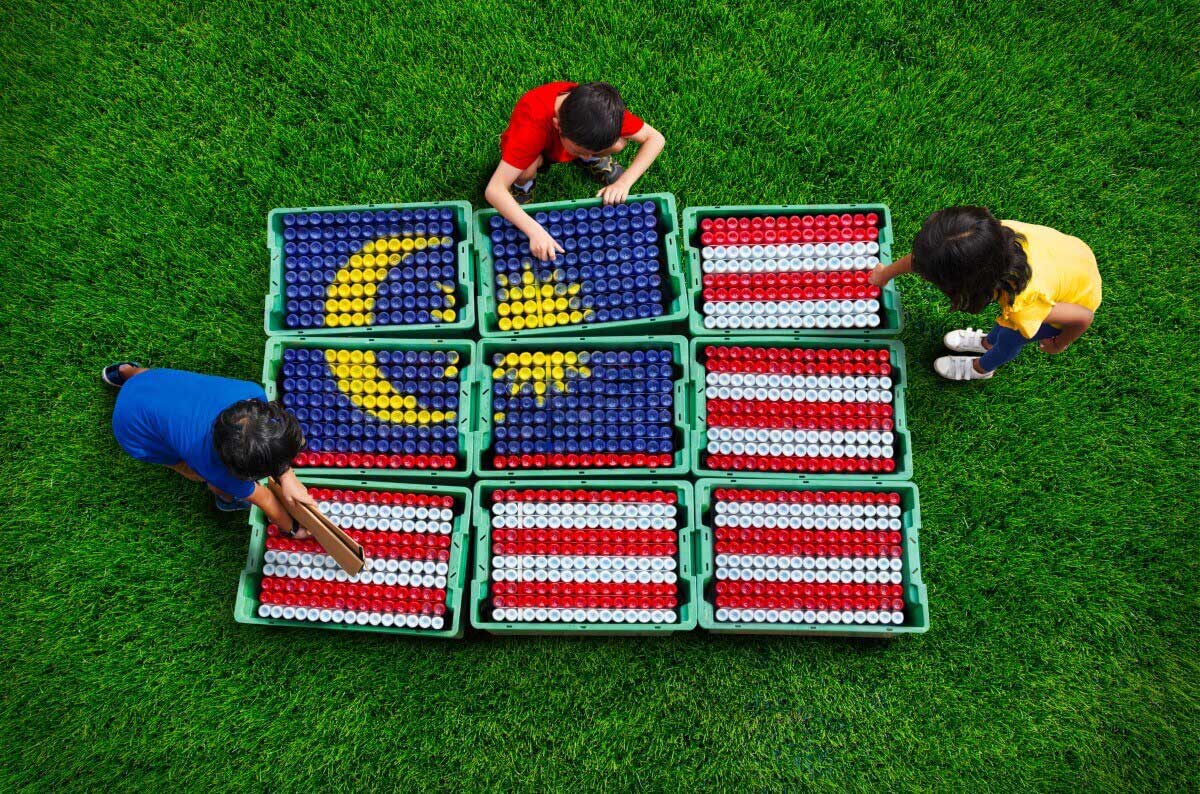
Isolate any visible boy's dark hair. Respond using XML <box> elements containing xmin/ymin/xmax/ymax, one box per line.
<box><xmin>911</xmin><ymin>206</ymin><xmax>1031</xmax><ymax>314</ymax></box>
<box><xmin>558</xmin><ymin>82</ymin><xmax>626</xmax><ymax>152</ymax></box>
<box><xmin>213</xmin><ymin>399</ymin><xmax>304</xmax><ymax>481</ymax></box>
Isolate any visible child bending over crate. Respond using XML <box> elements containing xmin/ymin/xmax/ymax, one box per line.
<box><xmin>484</xmin><ymin>81</ymin><xmax>666</xmax><ymax>261</ymax></box>
<box><xmin>103</xmin><ymin>364</ymin><xmax>315</xmax><ymax>536</ymax></box>
<box><xmin>870</xmin><ymin>206</ymin><xmax>1101</xmax><ymax>381</ymax></box>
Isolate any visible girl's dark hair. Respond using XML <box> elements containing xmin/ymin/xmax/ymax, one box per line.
<box><xmin>213</xmin><ymin>399</ymin><xmax>304</xmax><ymax>481</ymax></box>
<box><xmin>558</xmin><ymin>82</ymin><xmax>626</xmax><ymax>152</ymax></box>
<box><xmin>911</xmin><ymin>206</ymin><xmax>1031</xmax><ymax>314</ymax></box>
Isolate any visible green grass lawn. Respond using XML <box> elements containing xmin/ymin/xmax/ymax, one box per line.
<box><xmin>2</xmin><ymin>0</ymin><xmax>1197</xmax><ymax>789</ymax></box>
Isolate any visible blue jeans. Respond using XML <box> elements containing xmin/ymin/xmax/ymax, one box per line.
<box><xmin>978</xmin><ymin>323</ymin><xmax>1061</xmax><ymax>372</ymax></box>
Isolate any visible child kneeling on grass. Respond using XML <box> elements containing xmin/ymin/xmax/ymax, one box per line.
<box><xmin>104</xmin><ymin>364</ymin><xmax>315</xmax><ymax>537</ymax></box>
<box><xmin>484</xmin><ymin>81</ymin><xmax>666</xmax><ymax>261</ymax></box>
<box><xmin>870</xmin><ymin>206</ymin><xmax>1102</xmax><ymax>381</ymax></box>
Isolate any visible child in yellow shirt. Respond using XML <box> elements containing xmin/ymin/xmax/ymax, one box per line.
<box><xmin>870</xmin><ymin>206</ymin><xmax>1102</xmax><ymax>380</ymax></box>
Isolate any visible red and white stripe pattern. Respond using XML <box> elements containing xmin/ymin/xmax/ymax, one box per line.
<box><xmin>487</xmin><ymin>488</ymin><xmax>681</xmax><ymax>625</ymax></box>
<box><xmin>256</xmin><ymin>487</ymin><xmax>458</xmax><ymax>631</ymax></box>
<box><xmin>702</xmin><ymin>344</ymin><xmax>898</xmax><ymax>474</ymax></box>
<box><xmin>697</xmin><ymin>213</ymin><xmax>885</xmax><ymax>330</ymax></box>
<box><xmin>711</xmin><ymin>488</ymin><xmax>908</xmax><ymax>626</ymax></box>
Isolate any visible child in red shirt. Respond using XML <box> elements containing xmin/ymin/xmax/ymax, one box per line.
<box><xmin>484</xmin><ymin>82</ymin><xmax>666</xmax><ymax>260</ymax></box>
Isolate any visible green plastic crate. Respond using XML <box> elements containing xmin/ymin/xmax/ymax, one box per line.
<box><xmin>262</xmin><ymin>335</ymin><xmax>476</xmax><ymax>480</ymax></box>
<box><xmin>265</xmin><ymin>201</ymin><xmax>476</xmax><ymax>338</ymax></box>
<box><xmin>472</xmin><ymin>193</ymin><xmax>688</xmax><ymax>337</ymax></box>
<box><xmin>470</xmin><ymin>479</ymin><xmax>699</xmax><ymax>635</ymax></box>
<box><xmin>681</xmin><ymin>203</ymin><xmax>902</xmax><ymax>337</ymax></box>
<box><xmin>693</xmin><ymin>478</ymin><xmax>928</xmax><ymax>636</ymax></box>
<box><xmin>475</xmin><ymin>335</ymin><xmax>691</xmax><ymax>478</ymax></box>
<box><xmin>233</xmin><ymin>477</ymin><xmax>473</xmax><ymax>638</ymax></box>
<box><xmin>689</xmin><ymin>336</ymin><xmax>912</xmax><ymax>481</ymax></box>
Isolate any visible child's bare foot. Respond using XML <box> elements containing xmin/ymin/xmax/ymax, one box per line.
<box><xmin>934</xmin><ymin>355</ymin><xmax>994</xmax><ymax>381</ymax></box>
<box><xmin>942</xmin><ymin>328</ymin><xmax>991</xmax><ymax>354</ymax></box>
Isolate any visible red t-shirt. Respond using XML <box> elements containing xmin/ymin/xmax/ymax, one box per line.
<box><xmin>499</xmin><ymin>81</ymin><xmax>645</xmax><ymax>170</ymax></box>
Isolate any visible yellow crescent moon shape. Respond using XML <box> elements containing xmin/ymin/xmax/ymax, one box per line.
<box><xmin>322</xmin><ymin>235</ymin><xmax>457</xmax><ymax>328</ymax></box>
<box><xmin>323</xmin><ymin>348</ymin><xmax>458</xmax><ymax>426</ymax></box>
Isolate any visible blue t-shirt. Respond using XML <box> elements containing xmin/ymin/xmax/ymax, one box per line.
<box><xmin>112</xmin><ymin>369</ymin><xmax>268</xmax><ymax>500</ymax></box>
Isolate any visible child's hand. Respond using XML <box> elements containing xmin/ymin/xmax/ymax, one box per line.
<box><xmin>529</xmin><ymin>227</ymin><xmax>564</xmax><ymax>261</ymax></box>
<box><xmin>868</xmin><ymin>264</ymin><xmax>892</xmax><ymax>288</ymax></box>
<box><xmin>277</xmin><ymin>470</ymin><xmax>316</xmax><ymax>513</ymax></box>
<box><xmin>1039</xmin><ymin>336</ymin><xmax>1071</xmax><ymax>355</ymax></box>
<box><xmin>597</xmin><ymin>178</ymin><xmax>632</xmax><ymax>205</ymax></box>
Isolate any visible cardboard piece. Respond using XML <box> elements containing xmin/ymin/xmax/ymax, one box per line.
<box><xmin>268</xmin><ymin>479</ymin><xmax>365</xmax><ymax>574</ymax></box>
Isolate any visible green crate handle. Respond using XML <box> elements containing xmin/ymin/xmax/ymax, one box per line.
<box><xmin>473</xmin><ymin>334</ymin><xmax>692</xmax><ymax>478</ymax></box>
<box><xmin>472</xmin><ymin>193</ymin><xmax>690</xmax><ymax>338</ymax></box>
<box><xmin>233</xmin><ymin>477</ymin><xmax>474</xmax><ymax>639</ymax></box>
<box><xmin>469</xmin><ymin>479</ymin><xmax>699</xmax><ymax>635</ymax></box>
<box><xmin>680</xmin><ymin>203</ymin><xmax>903</xmax><ymax>338</ymax></box>
<box><xmin>264</xmin><ymin>200</ymin><xmax>477</xmax><ymax>339</ymax></box>
<box><xmin>687</xmin><ymin>335</ymin><xmax>913</xmax><ymax>481</ymax></box>
<box><xmin>262</xmin><ymin>335</ymin><xmax>476</xmax><ymax>480</ymax></box>
<box><xmin>692</xmin><ymin>477</ymin><xmax>929</xmax><ymax>636</ymax></box>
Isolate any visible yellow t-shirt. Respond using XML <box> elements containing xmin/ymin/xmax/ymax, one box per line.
<box><xmin>998</xmin><ymin>220</ymin><xmax>1102</xmax><ymax>338</ymax></box>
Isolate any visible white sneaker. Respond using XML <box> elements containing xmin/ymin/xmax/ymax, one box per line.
<box><xmin>943</xmin><ymin>327</ymin><xmax>988</xmax><ymax>354</ymax></box>
<box><xmin>934</xmin><ymin>355</ymin><xmax>993</xmax><ymax>381</ymax></box>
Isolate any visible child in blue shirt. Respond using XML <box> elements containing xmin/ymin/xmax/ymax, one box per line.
<box><xmin>105</xmin><ymin>363</ymin><xmax>314</xmax><ymax>536</ymax></box>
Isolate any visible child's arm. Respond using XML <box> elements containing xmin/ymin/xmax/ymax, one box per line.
<box><xmin>868</xmin><ymin>254</ymin><xmax>912</xmax><ymax>287</ymax></box>
<box><xmin>597</xmin><ymin>123</ymin><xmax>666</xmax><ymax>205</ymax></box>
<box><xmin>484</xmin><ymin>162</ymin><xmax>564</xmax><ymax>261</ymax></box>
<box><xmin>246</xmin><ymin>483</ymin><xmax>311</xmax><ymax>539</ymax></box>
<box><xmin>1039</xmin><ymin>303</ymin><xmax>1094</xmax><ymax>354</ymax></box>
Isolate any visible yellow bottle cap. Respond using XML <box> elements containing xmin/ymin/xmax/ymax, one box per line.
<box><xmin>498</xmin><ymin>317</ymin><xmax>513</xmax><ymax>331</ymax></box>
